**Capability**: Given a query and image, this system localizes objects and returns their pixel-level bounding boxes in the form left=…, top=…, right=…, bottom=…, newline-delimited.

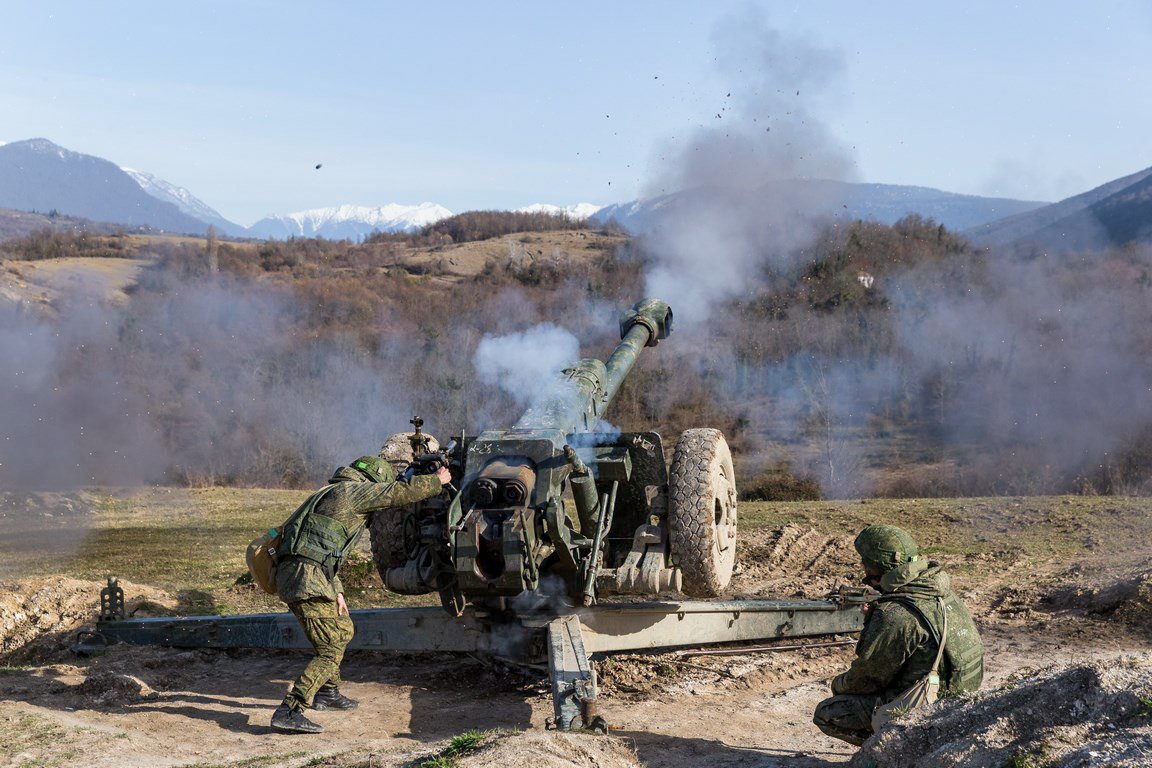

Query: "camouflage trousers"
left=283, top=599, right=355, bottom=710
left=813, top=693, right=886, bottom=746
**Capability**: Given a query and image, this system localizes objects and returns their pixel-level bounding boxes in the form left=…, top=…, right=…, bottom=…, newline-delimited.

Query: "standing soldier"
left=270, top=453, right=450, bottom=734
left=813, top=524, right=984, bottom=746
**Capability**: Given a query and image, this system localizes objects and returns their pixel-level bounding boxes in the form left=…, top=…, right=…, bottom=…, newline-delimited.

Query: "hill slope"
left=967, top=165, right=1152, bottom=251
left=121, top=168, right=243, bottom=236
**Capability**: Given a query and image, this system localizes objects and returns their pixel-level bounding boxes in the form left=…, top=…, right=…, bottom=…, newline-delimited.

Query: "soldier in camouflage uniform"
left=270, top=453, right=450, bottom=734
left=813, top=524, right=984, bottom=746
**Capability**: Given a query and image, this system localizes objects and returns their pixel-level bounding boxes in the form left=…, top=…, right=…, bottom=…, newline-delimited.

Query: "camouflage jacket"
left=831, top=560, right=984, bottom=701
left=275, top=474, right=441, bottom=606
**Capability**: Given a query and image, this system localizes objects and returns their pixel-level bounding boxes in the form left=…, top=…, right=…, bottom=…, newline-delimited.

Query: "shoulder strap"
left=881, top=595, right=948, bottom=673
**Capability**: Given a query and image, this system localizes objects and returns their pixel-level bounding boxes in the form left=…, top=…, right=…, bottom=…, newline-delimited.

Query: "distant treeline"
left=4, top=209, right=1152, bottom=498
left=0, top=227, right=139, bottom=260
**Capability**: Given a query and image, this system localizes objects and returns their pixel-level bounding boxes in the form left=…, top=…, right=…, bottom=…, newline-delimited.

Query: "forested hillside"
left=2, top=211, right=1151, bottom=497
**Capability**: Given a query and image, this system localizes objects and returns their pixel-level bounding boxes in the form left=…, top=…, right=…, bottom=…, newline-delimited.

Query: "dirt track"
left=4, top=504, right=1152, bottom=767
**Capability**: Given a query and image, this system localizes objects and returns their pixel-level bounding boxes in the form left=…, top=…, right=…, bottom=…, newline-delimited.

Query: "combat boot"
left=312, top=683, right=359, bottom=711
left=271, top=702, right=324, bottom=733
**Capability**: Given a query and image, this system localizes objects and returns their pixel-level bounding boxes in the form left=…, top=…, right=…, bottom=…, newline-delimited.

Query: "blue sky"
left=3, top=1, right=1151, bottom=226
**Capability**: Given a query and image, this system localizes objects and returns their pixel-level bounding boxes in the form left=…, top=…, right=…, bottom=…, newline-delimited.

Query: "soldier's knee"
left=812, top=694, right=874, bottom=747
left=812, top=697, right=834, bottom=728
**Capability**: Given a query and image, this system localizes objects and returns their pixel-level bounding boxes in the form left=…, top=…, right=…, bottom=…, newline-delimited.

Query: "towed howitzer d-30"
left=369, top=298, right=740, bottom=616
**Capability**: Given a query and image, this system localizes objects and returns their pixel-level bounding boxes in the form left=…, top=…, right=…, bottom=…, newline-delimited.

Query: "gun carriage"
left=371, top=298, right=739, bottom=616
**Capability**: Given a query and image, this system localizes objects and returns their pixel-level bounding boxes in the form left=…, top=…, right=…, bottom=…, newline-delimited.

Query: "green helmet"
left=340, top=455, right=395, bottom=484
left=854, top=524, right=919, bottom=573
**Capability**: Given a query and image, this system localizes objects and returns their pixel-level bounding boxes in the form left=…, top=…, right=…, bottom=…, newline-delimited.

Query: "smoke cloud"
left=642, top=6, right=855, bottom=327
left=888, top=253, right=1152, bottom=489
left=0, top=293, right=166, bottom=489
left=0, top=271, right=446, bottom=489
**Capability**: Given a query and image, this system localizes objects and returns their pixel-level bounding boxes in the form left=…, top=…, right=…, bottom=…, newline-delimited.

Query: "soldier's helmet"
left=854, top=524, right=919, bottom=573
left=379, top=432, right=440, bottom=473
left=330, top=455, right=395, bottom=484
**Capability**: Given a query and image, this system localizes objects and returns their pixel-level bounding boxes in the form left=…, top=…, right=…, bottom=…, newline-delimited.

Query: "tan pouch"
left=245, top=529, right=281, bottom=595
left=871, top=669, right=940, bottom=731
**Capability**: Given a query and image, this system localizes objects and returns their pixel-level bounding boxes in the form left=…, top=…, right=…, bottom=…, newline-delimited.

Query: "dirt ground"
left=4, top=498, right=1152, bottom=767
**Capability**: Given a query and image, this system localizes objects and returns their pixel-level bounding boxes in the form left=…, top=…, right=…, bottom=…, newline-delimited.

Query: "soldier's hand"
left=436, top=466, right=452, bottom=485
left=336, top=593, right=349, bottom=616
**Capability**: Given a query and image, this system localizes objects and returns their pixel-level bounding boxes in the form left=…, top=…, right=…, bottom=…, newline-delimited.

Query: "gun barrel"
left=514, top=299, right=672, bottom=432
left=603, top=311, right=657, bottom=405
left=600, top=296, right=674, bottom=413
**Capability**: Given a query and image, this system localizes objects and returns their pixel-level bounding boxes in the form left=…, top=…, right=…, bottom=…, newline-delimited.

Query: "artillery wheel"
left=368, top=503, right=415, bottom=580
left=668, top=428, right=737, bottom=597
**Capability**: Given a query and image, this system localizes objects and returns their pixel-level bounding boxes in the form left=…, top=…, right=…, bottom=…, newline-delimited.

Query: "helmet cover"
left=854, top=524, right=919, bottom=573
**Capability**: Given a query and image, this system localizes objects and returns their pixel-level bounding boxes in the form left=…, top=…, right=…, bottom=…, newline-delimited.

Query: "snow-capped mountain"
left=0, top=138, right=213, bottom=234
left=246, top=203, right=453, bottom=240
left=121, top=168, right=242, bottom=236
left=515, top=203, right=604, bottom=219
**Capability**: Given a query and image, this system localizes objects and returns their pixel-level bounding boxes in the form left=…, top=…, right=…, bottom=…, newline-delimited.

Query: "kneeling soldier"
left=813, top=524, right=984, bottom=746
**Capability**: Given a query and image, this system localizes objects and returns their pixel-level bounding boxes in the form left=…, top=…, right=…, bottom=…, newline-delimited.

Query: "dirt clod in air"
left=853, top=657, right=1152, bottom=768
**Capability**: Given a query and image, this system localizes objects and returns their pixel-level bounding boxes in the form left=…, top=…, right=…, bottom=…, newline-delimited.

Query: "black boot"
left=312, top=684, right=359, bottom=711
left=271, top=702, right=324, bottom=733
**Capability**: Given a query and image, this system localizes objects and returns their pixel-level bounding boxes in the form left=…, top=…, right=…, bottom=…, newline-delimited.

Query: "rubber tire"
left=368, top=503, right=414, bottom=581
left=668, top=428, right=738, bottom=597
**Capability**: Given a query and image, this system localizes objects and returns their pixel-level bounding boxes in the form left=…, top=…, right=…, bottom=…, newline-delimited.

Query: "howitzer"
left=369, top=298, right=739, bottom=616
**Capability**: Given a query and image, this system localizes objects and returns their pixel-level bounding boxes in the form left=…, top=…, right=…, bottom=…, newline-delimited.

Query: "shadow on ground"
left=617, top=729, right=849, bottom=768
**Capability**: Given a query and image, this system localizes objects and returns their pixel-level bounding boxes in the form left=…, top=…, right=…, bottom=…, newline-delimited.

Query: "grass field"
left=9, top=487, right=1152, bottom=616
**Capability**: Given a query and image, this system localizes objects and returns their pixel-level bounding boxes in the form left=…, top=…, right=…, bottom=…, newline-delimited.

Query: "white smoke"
left=472, top=324, right=581, bottom=406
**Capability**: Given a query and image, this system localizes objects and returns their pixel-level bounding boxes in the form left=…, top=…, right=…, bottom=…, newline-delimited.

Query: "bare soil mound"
left=853, top=656, right=1152, bottom=767
left=1047, top=569, right=1152, bottom=623
left=455, top=730, right=642, bottom=768
left=0, top=491, right=95, bottom=521
left=986, top=565, right=1152, bottom=635
left=731, top=524, right=861, bottom=599
left=0, top=577, right=173, bottom=662
left=75, top=671, right=159, bottom=706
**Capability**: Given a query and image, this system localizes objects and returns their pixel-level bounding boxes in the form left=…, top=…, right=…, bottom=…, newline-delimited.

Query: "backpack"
left=246, top=528, right=282, bottom=594
left=871, top=595, right=948, bottom=732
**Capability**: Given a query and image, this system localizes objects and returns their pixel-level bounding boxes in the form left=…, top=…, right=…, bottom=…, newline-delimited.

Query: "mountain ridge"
left=6, top=137, right=1151, bottom=251
left=0, top=139, right=212, bottom=235
left=246, top=202, right=455, bottom=239
left=591, top=180, right=1048, bottom=235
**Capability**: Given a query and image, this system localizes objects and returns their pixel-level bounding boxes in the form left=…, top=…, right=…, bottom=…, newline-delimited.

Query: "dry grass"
left=8, top=487, right=435, bottom=614
left=740, top=495, right=1152, bottom=577
left=13, top=488, right=1152, bottom=618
